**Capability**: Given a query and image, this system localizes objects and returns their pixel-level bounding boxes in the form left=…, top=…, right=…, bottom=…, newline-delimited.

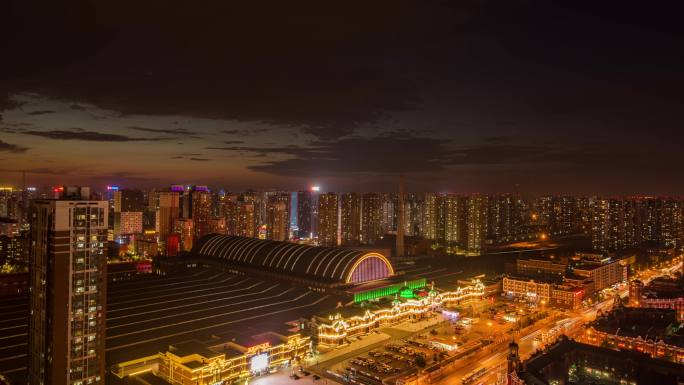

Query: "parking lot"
left=331, top=334, right=458, bottom=385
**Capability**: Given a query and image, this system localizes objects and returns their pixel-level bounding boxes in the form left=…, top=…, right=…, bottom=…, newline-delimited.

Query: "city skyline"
left=3, top=2, right=684, bottom=385
left=2, top=2, right=684, bottom=194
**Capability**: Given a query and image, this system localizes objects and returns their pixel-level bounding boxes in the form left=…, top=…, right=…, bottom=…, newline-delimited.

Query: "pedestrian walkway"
left=310, top=332, right=391, bottom=365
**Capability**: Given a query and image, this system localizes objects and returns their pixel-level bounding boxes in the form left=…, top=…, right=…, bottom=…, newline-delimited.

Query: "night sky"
left=1, top=1, right=682, bottom=195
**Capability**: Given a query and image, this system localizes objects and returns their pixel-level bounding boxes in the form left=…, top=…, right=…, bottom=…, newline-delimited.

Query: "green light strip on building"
left=353, top=278, right=427, bottom=303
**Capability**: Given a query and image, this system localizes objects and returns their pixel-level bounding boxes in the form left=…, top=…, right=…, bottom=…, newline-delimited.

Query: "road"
left=430, top=259, right=684, bottom=385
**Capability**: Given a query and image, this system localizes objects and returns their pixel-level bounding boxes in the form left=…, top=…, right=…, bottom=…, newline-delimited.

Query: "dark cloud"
left=222, top=128, right=270, bottom=136
left=208, top=132, right=452, bottom=175
left=0, top=140, right=29, bottom=153
left=23, top=129, right=172, bottom=142
left=27, top=110, right=55, bottom=115
left=170, top=155, right=184, bottom=159
left=207, top=131, right=631, bottom=178
left=128, top=126, right=200, bottom=137
left=0, top=1, right=683, bottom=193
left=189, top=157, right=210, bottom=161
left=484, top=136, right=515, bottom=144
left=70, top=104, right=87, bottom=110
left=223, top=140, right=244, bottom=144
left=88, top=171, right=159, bottom=182
left=0, top=2, right=436, bottom=140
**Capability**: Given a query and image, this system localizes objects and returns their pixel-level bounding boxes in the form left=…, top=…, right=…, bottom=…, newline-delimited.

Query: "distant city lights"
left=311, top=185, right=320, bottom=192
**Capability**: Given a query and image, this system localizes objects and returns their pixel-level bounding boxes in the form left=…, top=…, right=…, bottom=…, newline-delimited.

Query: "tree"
left=415, top=355, right=426, bottom=368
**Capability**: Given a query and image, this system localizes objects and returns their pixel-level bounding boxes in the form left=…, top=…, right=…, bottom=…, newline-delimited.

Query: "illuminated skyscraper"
left=0, top=187, right=20, bottom=220
left=422, top=193, right=440, bottom=240
left=297, top=190, right=312, bottom=238
left=174, top=218, right=195, bottom=252
left=591, top=198, right=610, bottom=252
left=340, top=193, right=361, bottom=245
left=466, top=195, right=486, bottom=256
left=266, top=196, right=289, bottom=241
left=156, top=191, right=180, bottom=252
left=191, top=189, right=213, bottom=241
left=221, top=195, right=239, bottom=235
left=317, top=192, right=339, bottom=246
left=236, top=201, right=257, bottom=238
left=443, top=194, right=463, bottom=245
left=487, top=194, right=521, bottom=243
left=113, top=189, right=145, bottom=213
left=396, top=176, right=405, bottom=257
left=28, top=188, right=107, bottom=385
left=549, top=196, right=580, bottom=236
left=379, top=193, right=395, bottom=236
left=361, top=193, right=382, bottom=245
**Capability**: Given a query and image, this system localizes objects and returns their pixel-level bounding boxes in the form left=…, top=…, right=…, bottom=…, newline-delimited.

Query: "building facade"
left=28, top=194, right=108, bottom=385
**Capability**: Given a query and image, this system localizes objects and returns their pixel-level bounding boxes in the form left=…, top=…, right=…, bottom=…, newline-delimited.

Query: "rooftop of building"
left=0, top=266, right=345, bottom=383
left=193, top=234, right=395, bottom=285
left=504, top=274, right=563, bottom=285
left=519, top=337, right=684, bottom=385
left=591, top=306, right=683, bottom=344
left=640, top=276, right=684, bottom=299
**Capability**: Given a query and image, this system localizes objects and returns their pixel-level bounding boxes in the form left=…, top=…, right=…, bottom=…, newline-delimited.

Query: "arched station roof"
left=194, top=234, right=394, bottom=284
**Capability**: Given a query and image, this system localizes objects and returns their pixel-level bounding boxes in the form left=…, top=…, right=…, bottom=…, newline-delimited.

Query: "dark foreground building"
left=28, top=192, right=108, bottom=385
left=509, top=336, right=684, bottom=385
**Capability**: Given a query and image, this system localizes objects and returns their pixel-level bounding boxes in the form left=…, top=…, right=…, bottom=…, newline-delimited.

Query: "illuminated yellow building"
left=313, top=280, right=485, bottom=346
left=112, top=332, right=310, bottom=385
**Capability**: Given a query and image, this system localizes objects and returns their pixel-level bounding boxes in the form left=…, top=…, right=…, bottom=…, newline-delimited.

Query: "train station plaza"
left=0, top=235, right=486, bottom=385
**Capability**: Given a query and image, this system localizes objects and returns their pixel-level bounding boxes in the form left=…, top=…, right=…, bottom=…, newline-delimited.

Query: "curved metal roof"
left=194, top=234, right=393, bottom=283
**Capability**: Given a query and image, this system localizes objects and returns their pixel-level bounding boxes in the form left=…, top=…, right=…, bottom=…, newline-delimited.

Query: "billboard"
left=250, top=353, right=268, bottom=373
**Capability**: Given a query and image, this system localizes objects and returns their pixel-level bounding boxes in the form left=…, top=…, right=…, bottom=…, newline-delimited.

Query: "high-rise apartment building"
left=113, top=211, right=143, bottom=237
left=549, top=196, right=580, bottom=236
left=466, top=195, right=487, bottom=256
left=380, top=193, right=396, bottom=236
left=487, top=194, right=521, bottom=243
left=266, top=197, right=289, bottom=241
left=28, top=189, right=107, bottom=385
left=236, top=201, right=256, bottom=238
left=297, top=190, right=312, bottom=238
left=0, top=187, right=20, bottom=220
left=191, top=189, right=213, bottom=241
left=443, top=194, right=462, bottom=244
left=317, top=193, right=339, bottom=246
left=156, top=191, right=180, bottom=252
left=422, top=193, right=440, bottom=241
left=113, top=189, right=145, bottom=213
left=361, top=193, right=382, bottom=245
left=340, top=193, right=361, bottom=245
left=174, top=218, right=195, bottom=252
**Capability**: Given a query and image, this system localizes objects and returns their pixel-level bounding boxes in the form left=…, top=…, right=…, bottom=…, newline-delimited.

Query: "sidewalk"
left=250, top=367, right=343, bottom=385
left=390, top=314, right=446, bottom=333
left=309, top=332, right=391, bottom=366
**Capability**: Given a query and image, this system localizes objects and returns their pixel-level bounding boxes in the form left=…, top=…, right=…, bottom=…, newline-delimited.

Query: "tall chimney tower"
left=396, top=175, right=405, bottom=258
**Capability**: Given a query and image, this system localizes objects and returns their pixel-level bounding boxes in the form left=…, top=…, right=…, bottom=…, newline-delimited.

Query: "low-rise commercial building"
left=311, top=281, right=485, bottom=346
left=584, top=307, right=684, bottom=364
left=572, top=258, right=625, bottom=292
left=112, top=332, right=310, bottom=385
left=630, top=278, right=684, bottom=321
left=502, top=276, right=585, bottom=310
